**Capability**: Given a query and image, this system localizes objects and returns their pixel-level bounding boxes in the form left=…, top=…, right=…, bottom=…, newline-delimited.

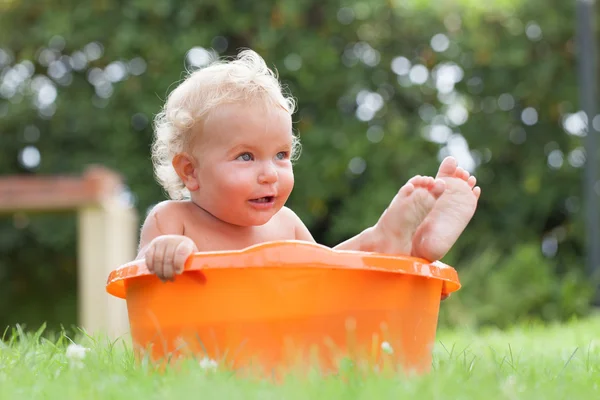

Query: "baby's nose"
left=258, top=163, right=278, bottom=183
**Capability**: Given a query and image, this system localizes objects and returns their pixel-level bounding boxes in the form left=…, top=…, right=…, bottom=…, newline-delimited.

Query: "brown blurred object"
left=0, top=165, right=125, bottom=213
left=0, top=166, right=136, bottom=338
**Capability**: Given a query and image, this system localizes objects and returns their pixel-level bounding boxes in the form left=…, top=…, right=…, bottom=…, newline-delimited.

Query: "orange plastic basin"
left=106, top=240, right=460, bottom=375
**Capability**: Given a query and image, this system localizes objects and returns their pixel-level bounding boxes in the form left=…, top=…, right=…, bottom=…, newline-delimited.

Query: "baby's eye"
left=276, top=151, right=289, bottom=160
left=237, top=153, right=253, bottom=161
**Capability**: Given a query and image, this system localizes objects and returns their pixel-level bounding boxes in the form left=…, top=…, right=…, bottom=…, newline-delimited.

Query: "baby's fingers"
left=161, top=241, right=178, bottom=281
left=173, top=240, right=195, bottom=275
left=145, top=245, right=156, bottom=273
left=152, top=242, right=168, bottom=281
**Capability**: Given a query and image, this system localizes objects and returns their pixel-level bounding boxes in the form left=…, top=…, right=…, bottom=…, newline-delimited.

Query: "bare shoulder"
left=276, top=206, right=299, bottom=221
left=148, top=199, right=189, bottom=215
left=144, top=200, right=190, bottom=226
left=275, top=206, right=304, bottom=227
left=138, top=200, right=188, bottom=253
left=277, top=206, right=315, bottom=242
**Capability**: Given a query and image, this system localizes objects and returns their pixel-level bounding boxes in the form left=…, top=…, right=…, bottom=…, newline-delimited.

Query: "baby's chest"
left=185, top=222, right=295, bottom=252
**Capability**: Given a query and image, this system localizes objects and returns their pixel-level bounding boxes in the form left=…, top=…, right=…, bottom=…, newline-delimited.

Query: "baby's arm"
left=138, top=201, right=198, bottom=281
left=332, top=226, right=386, bottom=252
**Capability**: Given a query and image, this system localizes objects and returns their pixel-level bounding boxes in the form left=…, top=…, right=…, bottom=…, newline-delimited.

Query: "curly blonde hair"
left=151, top=49, right=300, bottom=200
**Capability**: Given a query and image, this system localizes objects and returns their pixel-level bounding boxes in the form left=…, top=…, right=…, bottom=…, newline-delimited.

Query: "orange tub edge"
left=106, top=240, right=461, bottom=299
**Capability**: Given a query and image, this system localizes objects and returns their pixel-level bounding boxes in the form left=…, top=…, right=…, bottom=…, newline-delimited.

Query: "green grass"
left=1, top=317, right=599, bottom=399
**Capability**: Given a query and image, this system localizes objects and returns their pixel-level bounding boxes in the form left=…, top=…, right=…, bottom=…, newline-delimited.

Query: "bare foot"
left=411, top=157, right=481, bottom=262
left=373, top=176, right=446, bottom=255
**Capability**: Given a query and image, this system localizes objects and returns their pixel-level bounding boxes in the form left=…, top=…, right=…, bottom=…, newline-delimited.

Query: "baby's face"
left=190, top=101, right=295, bottom=227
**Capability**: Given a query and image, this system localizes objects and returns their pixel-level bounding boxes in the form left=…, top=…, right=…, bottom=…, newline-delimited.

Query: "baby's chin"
left=218, top=211, right=278, bottom=227
left=239, top=214, right=277, bottom=227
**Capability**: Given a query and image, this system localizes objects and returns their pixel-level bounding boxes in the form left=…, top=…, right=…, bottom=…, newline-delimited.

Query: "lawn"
left=1, top=316, right=599, bottom=399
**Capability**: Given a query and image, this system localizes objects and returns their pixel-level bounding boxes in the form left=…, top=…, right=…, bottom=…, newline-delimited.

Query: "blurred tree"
left=0, top=0, right=594, bottom=330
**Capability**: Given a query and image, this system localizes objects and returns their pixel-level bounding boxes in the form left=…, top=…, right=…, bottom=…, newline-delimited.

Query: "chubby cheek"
left=278, top=167, right=294, bottom=199
left=217, top=166, right=256, bottom=198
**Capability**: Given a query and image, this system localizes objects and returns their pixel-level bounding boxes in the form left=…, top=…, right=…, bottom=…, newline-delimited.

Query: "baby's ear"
left=172, top=153, right=200, bottom=191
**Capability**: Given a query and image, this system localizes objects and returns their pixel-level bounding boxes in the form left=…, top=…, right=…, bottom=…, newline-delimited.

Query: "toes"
left=398, top=182, right=415, bottom=197
left=408, top=175, right=423, bottom=186
left=455, top=167, right=470, bottom=181
left=405, top=175, right=444, bottom=198
left=467, top=175, right=477, bottom=188
left=473, top=186, right=481, bottom=199
left=436, top=156, right=458, bottom=178
left=409, top=175, right=435, bottom=189
left=430, top=179, right=446, bottom=198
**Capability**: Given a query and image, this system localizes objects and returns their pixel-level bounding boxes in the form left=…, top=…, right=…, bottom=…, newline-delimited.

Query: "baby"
left=138, top=50, right=481, bottom=288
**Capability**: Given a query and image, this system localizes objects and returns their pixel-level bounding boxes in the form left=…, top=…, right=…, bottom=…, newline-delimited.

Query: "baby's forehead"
left=197, top=101, right=292, bottom=143
left=204, top=100, right=292, bottom=126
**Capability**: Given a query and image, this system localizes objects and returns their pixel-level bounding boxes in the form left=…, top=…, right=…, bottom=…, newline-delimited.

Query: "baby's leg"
left=374, top=176, right=445, bottom=255
left=411, top=157, right=481, bottom=261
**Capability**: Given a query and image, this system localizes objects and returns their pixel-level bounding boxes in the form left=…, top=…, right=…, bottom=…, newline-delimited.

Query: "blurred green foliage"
left=0, top=0, right=596, bottom=331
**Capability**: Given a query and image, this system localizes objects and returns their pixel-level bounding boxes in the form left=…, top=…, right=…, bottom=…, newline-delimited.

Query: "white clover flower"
left=502, top=374, right=519, bottom=396
left=381, top=341, right=394, bottom=355
left=199, top=356, right=218, bottom=371
left=66, top=343, right=89, bottom=368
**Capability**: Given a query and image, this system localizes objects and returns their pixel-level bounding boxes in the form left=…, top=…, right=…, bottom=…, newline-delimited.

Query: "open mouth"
left=250, top=196, right=275, bottom=203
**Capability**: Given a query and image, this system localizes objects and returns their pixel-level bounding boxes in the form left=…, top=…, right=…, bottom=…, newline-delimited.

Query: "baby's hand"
left=144, top=235, right=198, bottom=282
